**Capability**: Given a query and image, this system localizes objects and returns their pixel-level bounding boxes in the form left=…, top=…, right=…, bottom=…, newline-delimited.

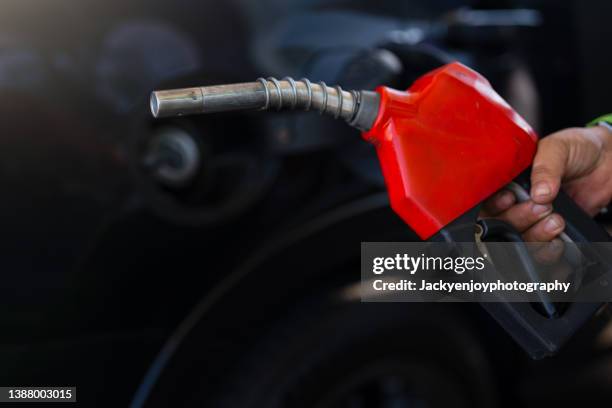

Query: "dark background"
left=0, top=0, right=610, bottom=406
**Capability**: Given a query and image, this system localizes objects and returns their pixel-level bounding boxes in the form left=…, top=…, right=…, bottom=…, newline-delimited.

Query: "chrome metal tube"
left=150, top=82, right=265, bottom=117
left=150, top=77, right=381, bottom=131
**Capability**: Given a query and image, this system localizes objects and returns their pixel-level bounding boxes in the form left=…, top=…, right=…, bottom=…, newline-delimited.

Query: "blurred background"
left=0, top=0, right=611, bottom=406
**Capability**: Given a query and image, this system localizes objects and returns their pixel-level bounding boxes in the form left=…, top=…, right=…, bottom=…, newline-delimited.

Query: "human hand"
left=481, top=125, right=612, bottom=243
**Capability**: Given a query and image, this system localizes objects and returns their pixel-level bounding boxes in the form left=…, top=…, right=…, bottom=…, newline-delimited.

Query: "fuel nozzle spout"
left=150, top=77, right=381, bottom=131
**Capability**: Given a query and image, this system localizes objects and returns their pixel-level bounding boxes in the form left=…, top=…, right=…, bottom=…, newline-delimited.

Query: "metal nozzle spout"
left=150, top=78, right=380, bottom=131
left=151, top=82, right=271, bottom=118
left=150, top=87, right=204, bottom=118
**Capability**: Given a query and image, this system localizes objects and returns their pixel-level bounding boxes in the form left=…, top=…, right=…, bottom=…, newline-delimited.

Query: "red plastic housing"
left=362, top=62, right=538, bottom=239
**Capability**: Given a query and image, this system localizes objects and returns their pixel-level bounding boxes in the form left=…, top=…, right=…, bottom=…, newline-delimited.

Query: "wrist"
left=587, top=113, right=612, bottom=147
left=577, top=126, right=612, bottom=194
left=591, top=124, right=612, bottom=154
left=591, top=127, right=612, bottom=209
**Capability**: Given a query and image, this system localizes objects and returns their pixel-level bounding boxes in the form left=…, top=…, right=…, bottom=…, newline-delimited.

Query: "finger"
left=565, top=176, right=612, bottom=216
left=532, top=239, right=565, bottom=265
left=530, top=136, right=569, bottom=204
left=495, top=200, right=552, bottom=232
left=571, top=192, right=609, bottom=217
left=522, top=213, right=565, bottom=242
left=481, top=190, right=516, bottom=216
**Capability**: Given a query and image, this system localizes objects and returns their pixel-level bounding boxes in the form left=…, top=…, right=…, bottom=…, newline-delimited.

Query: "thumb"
left=530, top=136, right=569, bottom=204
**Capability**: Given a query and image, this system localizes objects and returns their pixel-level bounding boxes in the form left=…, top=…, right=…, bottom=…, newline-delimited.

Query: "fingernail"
left=532, top=182, right=551, bottom=200
left=544, top=215, right=563, bottom=233
left=543, top=238, right=563, bottom=254
left=549, top=238, right=564, bottom=250
left=534, top=239, right=564, bottom=264
left=497, top=192, right=515, bottom=208
left=532, top=203, right=551, bottom=216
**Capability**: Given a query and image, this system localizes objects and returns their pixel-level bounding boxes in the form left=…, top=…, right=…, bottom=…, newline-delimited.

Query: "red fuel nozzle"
left=151, top=62, right=538, bottom=239
left=363, top=62, right=537, bottom=239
